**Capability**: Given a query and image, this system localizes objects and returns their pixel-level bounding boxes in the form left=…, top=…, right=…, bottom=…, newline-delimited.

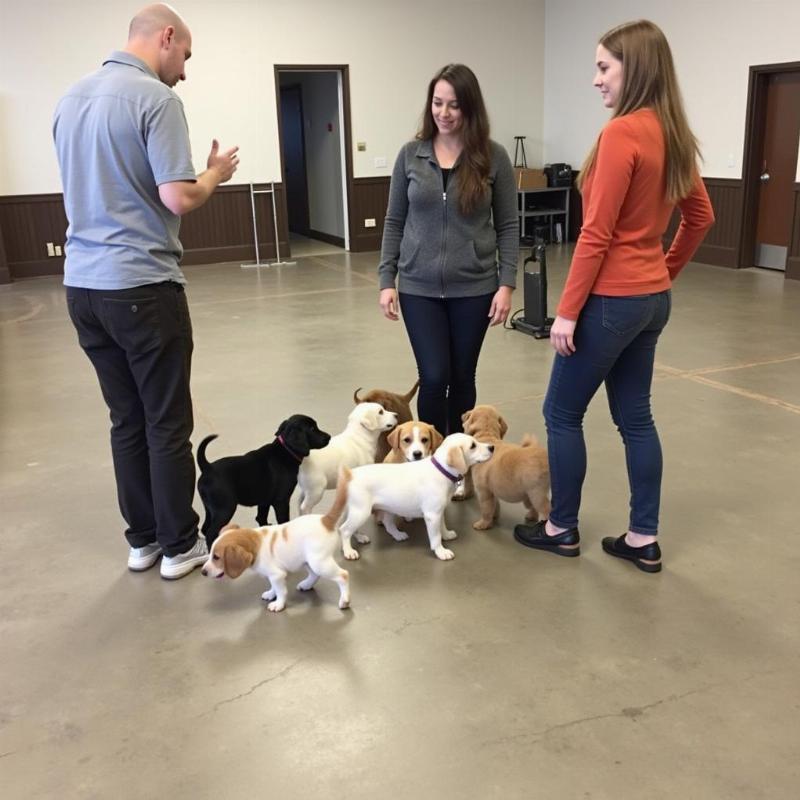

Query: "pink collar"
left=277, top=434, right=303, bottom=463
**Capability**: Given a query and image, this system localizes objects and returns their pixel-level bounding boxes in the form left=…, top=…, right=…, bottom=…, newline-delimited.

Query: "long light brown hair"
left=577, top=20, right=701, bottom=202
left=418, top=64, right=491, bottom=215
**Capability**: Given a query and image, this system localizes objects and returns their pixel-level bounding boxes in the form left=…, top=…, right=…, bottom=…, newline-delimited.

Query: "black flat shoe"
left=602, top=534, right=662, bottom=573
left=513, top=520, right=580, bottom=557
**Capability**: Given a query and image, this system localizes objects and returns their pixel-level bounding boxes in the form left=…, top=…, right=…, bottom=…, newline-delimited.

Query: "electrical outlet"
left=364, top=218, right=376, bottom=228
left=46, top=242, right=55, bottom=257
left=54, top=245, right=63, bottom=256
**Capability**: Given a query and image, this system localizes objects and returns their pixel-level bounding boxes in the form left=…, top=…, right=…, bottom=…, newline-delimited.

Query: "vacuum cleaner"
left=511, top=242, right=554, bottom=339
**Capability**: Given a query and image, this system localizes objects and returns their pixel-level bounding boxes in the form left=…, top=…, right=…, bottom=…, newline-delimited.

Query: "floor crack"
left=202, top=659, right=304, bottom=716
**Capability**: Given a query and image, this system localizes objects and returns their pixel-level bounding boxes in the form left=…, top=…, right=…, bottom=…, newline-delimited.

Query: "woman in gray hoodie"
left=378, top=63, right=519, bottom=441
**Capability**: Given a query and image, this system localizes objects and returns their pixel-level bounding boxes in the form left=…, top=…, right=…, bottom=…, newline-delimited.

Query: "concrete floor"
left=1, top=246, right=799, bottom=799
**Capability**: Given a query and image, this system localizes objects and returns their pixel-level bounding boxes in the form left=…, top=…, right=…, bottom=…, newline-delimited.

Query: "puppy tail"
left=520, top=433, right=540, bottom=448
left=197, top=434, right=218, bottom=472
left=322, top=467, right=352, bottom=532
left=353, top=387, right=364, bottom=404
left=403, top=379, right=420, bottom=402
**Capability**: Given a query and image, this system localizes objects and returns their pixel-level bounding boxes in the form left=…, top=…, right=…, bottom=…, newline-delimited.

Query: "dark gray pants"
left=66, top=282, right=199, bottom=556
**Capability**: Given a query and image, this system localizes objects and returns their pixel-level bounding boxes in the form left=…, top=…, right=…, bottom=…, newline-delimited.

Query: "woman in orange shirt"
left=514, top=20, right=714, bottom=572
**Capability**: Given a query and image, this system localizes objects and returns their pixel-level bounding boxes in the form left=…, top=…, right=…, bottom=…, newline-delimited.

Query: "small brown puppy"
left=461, top=405, right=551, bottom=530
left=353, top=379, right=419, bottom=462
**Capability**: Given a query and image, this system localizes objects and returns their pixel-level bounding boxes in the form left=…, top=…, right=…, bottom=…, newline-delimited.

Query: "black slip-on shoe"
left=602, top=534, right=662, bottom=573
left=513, top=520, right=580, bottom=557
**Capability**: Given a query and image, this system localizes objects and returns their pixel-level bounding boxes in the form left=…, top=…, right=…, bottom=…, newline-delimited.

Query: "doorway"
left=275, top=66, right=353, bottom=254
left=740, top=62, right=800, bottom=275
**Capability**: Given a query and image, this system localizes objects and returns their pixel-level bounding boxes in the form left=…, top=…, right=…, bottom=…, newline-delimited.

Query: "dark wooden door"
left=755, top=72, right=800, bottom=269
left=280, top=84, right=309, bottom=235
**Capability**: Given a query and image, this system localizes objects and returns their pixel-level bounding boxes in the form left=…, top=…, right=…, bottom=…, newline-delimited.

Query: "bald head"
left=123, top=3, right=192, bottom=87
left=128, top=3, right=189, bottom=42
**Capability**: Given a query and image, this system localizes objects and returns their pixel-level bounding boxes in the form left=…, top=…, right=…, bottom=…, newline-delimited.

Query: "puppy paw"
left=343, top=547, right=361, bottom=561
left=388, top=530, right=409, bottom=542
left=442, top=528, right=458, bottom=541
left=472, top=519, right=492, bottom=530
left=525, top=511, right=539, bottom=522
left=338, top=595, right=351, bottom=610
left=296, top=580, right=316, bottom=592
left=434, top=546, right=455, bottom=561
left=261, top=589, right=277, bottom=601
left=355, top=533, right=371, bottom=544
left=267, top=600, right=286, bottom=612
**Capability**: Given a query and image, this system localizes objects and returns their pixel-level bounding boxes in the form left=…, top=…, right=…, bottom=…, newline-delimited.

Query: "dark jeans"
left=543, top=291, right=671, bottom=535
left=399, top=292, right=493, bottom=435
left=66, top=282, right=199, bottom=557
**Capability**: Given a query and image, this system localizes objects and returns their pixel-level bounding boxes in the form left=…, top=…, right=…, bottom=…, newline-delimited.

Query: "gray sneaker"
left=160, top=537, right=209, bottom=580
left=128, top=543, right=163, bottom=572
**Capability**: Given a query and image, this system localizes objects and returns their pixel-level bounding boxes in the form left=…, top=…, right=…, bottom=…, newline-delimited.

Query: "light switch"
left=374, top=156, right=387, bottom=168
left=357, top=142, right=366, bottom=151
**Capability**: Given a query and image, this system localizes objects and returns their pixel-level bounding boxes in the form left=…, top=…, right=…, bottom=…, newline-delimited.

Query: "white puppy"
left=339, top=433, right=494, bottom=561
left=201, top=473, right=352, bottom=612
left=297, top=402, right=398, bottom=514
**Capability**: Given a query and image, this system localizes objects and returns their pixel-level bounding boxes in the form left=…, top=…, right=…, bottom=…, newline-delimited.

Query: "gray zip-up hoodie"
left=378, top=139, right=519, bottom=297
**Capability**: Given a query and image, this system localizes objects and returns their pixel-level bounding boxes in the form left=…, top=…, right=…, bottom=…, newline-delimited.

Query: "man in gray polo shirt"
left=53, top=3, right=239, bottom=579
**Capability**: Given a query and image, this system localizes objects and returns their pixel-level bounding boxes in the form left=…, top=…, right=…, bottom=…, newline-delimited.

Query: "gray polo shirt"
left=53, top=51, right=197, bottom=289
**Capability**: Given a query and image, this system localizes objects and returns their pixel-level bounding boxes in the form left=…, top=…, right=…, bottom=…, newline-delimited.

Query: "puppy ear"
left=461, top=409, right=473, bottom=424
left=446, top=442, right=468, bottom=475
left=430, top=426, right=444, bottom=452
left=223, top=543, right=254, bottom=579
left=274, top=419, right=287, bottom=437
left=387, top=426, right=400, bottom=450
left=499, top=416, right=508, bottom=438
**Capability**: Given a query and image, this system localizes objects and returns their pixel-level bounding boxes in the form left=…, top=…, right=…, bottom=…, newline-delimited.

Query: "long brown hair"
left=418, top=64, right=491, bottom=215
left=577, top=20, right=701, bottom=202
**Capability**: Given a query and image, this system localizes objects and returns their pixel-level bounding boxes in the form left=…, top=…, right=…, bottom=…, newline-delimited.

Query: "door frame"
left=739, top=60, right=800, bottom=270
left=274, top=64, right=354, bottom=251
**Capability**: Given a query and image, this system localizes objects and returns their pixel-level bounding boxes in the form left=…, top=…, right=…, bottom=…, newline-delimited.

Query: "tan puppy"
left=461, top=405, right=551, bottom=531
left=201, top=476, right=351, bottom=612
left=353, top=380, right=419, bottom=462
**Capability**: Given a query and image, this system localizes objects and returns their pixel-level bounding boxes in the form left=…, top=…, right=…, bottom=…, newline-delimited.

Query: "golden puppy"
left=353, top=380, right=419, bottom=462
left=461, top=405, right=550, bottom=530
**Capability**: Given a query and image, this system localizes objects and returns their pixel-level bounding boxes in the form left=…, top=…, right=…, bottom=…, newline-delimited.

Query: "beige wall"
left=0, top=0, right=546, bottom=195
left=542, top=0, right=800, bottom=178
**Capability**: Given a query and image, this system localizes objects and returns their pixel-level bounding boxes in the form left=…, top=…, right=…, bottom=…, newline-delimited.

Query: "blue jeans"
left=544, top=291, right=671, bottom=535
left=399, top=292, right=493, bottom=435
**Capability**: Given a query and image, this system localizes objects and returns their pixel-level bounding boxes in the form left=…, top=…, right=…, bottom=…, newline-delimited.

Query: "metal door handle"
left=760, top=172, right=770, bottom=182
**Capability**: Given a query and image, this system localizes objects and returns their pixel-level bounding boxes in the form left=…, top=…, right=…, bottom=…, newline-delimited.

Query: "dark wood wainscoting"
left=690, top=178, right=743, bottom=269
left=0, top=183, right=290, bottom=281
left=350, top=176, right=390, bottom=252
left=661, top=178, right=742, bottom=269
left=787, top=185, right=800, bottom=280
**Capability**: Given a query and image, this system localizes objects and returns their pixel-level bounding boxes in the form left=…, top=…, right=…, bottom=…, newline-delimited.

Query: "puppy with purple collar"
left=338, top=433, right=494, bottom=561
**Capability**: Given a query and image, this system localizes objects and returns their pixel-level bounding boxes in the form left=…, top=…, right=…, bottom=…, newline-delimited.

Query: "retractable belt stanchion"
left=241, top=182, right=296, bottom=268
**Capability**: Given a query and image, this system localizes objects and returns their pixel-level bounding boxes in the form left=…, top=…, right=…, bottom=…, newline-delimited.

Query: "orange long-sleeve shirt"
left=558, top=108, right=715, bottom=320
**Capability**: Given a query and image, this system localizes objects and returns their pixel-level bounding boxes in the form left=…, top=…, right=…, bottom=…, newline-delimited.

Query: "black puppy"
left=197, top=414, right=330, bottom=545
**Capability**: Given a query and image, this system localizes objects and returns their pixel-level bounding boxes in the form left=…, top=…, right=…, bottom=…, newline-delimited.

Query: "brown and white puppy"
left=353, top=380, right=419, bottom=462
left=461, top=405, right=550, bottom=530
left=383, top=420, right=442, bottom=464
left=201, top=476, right=352, bottom=612
left=338, top=433, right=494, bottom=561
left=376, top=420, right=443, bottom=531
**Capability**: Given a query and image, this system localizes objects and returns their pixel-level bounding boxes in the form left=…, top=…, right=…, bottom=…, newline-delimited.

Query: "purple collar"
left=277, top=434, right=303, bottom=463
left=431, top=455, right=461, bottom=483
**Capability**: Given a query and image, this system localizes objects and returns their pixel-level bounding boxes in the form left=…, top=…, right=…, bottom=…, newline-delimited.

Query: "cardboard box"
left=514, top=168, right=548, bottom=190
